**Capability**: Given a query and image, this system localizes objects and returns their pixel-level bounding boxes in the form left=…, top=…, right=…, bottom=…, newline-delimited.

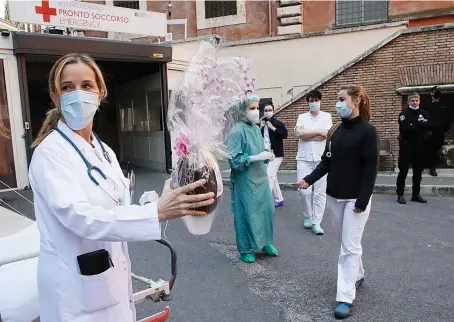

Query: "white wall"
left=169, top=25, right=406, bottom=107
left=0, top=36, right=13, bottom=52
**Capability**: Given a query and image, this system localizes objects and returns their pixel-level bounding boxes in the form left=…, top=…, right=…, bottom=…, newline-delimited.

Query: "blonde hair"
left=31, top=53, right=108, bottom=147
left=340, top=85, right=371, bottom=122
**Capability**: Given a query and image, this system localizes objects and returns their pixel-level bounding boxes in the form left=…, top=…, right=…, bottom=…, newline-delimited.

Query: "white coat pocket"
left=80, top=266, right=121, bottom=312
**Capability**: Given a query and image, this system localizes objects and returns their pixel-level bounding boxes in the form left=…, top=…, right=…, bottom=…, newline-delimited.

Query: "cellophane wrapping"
left=167, top=39, right=258, bottom=234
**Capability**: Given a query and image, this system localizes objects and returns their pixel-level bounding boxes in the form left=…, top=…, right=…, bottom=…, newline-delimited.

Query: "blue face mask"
left=335, top=101, right=352, bottom=119
left=60, top=90, right=99, bottom=130
left=309, top=102, right=320, bottom=112
left=408, top=105, right=419, bottom=110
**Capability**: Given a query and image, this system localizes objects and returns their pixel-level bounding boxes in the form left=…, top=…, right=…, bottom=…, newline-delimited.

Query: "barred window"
left=336, top=1, right=388, bottom=26
left=205, top=1, right=237, bottom=19
left=113, top=1, right=140, bottom=10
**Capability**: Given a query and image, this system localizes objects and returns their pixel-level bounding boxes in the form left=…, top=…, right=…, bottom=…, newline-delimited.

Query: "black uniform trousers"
left=396, top=141, right=424, bottom=196
left=429, top=130, right=444, bottom=169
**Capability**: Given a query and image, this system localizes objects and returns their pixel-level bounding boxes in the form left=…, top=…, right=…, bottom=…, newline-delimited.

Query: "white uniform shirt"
left=263, top=125, right=271, bottom=150
left=295, top=111, right=333, bottom=162
left=28, top=121, right=161, bottom=322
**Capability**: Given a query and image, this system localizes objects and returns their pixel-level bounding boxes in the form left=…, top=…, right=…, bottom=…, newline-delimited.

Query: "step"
left=221, top=170, right=454, bottom=197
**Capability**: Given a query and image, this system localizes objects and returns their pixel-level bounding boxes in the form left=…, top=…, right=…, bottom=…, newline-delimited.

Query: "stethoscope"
left=55, top=127, right=125, bottom=205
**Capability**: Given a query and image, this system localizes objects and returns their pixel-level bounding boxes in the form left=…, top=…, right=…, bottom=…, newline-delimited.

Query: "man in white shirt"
left=294, top=90, right=333, bottom=235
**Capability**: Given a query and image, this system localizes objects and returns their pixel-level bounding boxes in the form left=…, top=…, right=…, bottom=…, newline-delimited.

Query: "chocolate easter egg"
left=171, top=150, right=222, bottom=214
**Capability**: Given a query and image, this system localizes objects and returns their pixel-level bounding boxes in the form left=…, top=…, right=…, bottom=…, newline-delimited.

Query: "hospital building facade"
left=1, top=1, right=454, bottom=192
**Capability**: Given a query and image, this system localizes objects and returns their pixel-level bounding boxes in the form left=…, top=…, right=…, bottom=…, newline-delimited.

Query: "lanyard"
left=54, top=127, right=125, bottom=205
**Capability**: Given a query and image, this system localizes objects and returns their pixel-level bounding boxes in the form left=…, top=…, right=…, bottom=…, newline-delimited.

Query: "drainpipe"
left=268, top=0, right=273, bottom=36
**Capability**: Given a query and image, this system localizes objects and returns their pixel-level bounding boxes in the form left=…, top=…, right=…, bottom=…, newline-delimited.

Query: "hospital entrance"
left=16, top=33, right=172, bottom=177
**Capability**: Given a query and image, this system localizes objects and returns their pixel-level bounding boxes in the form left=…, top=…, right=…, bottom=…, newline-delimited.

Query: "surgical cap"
left=238, top=94, right=260, bottom=113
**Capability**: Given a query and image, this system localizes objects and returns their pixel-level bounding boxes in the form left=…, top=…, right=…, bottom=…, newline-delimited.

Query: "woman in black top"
left=260, top=103, right=288, bottom=207
left=298, top=85, right=379, bottom=320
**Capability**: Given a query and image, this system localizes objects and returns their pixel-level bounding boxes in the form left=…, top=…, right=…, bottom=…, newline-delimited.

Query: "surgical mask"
left=335, top=101, right=352, bottom=119
left=408, top=105, right=419, bottom=110
left=264, top=111, right=274, bottom=119
left=61, top=90, right=99, bottom=130
left=309, top=102, right=320, bottom=112
left=246, top=109, right=260, bottom=124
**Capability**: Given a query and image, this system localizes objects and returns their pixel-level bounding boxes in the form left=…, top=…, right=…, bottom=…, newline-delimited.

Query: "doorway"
left=24, top=56, right=167, bottom=171
left=402, top=93, right=454, bottom=168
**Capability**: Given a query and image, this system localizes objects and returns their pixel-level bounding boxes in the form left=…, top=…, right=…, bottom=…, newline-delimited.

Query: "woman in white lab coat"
left=28, top=53, right=215, bottom=322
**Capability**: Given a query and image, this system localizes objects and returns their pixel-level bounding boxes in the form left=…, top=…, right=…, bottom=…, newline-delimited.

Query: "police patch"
left=399, top=115, right=405, bottom=121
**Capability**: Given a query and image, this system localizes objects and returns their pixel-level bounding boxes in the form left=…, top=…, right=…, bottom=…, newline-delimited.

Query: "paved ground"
left=2, top=170, right=454, bottom=322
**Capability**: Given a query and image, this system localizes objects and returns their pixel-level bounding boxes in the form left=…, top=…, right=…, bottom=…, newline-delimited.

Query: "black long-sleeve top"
left=260, top=117, right=288, bottom=157
left=304, top=116, right=379, bottom=211
left=398, top=107, right=433, bottom=150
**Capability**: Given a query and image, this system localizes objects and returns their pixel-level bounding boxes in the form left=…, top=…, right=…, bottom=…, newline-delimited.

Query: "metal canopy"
left=396, top=84, right=454, bottom=95
left=11, top=32, right=172, bottom=63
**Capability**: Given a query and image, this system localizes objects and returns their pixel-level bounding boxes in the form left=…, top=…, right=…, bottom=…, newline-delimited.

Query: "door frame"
left=0, top=53, right=28, bottom=190
left=160, top=63, right=172, bottom=173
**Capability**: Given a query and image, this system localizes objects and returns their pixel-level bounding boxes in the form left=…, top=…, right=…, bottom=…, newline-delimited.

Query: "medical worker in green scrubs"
left=226, top=94, right=278, bottom=264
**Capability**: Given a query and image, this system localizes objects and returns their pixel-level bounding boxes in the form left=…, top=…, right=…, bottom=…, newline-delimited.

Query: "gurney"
left=0, top=177, right=176, bottom=322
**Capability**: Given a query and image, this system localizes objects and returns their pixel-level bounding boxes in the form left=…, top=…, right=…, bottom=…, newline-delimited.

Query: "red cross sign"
left=35, top=0, right=57, bottom=23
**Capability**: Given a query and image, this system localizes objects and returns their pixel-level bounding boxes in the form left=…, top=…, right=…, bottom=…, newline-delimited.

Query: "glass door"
left=0, top=59, right=17, bottom=189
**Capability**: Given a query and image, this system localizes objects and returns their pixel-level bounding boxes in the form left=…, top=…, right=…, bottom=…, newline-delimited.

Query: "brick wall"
left=276, top=28, right=454, bottom=170
left=145, top=1, right=273, bottom=42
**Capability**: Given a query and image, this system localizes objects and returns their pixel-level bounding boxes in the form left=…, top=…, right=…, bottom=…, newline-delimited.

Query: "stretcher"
left=0, top=170, right=176, bottom=322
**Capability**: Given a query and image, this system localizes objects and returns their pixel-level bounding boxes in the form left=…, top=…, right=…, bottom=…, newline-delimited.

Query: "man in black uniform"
left=396, top=92, right=432, bottom=204
left=422, top=86, right=451, bottom=176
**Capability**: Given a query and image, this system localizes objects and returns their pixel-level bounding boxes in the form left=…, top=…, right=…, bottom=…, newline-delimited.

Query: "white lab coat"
left=28, top=121, right=161, bottom=322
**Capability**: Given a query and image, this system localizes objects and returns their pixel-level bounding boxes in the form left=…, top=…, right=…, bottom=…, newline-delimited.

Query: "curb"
left=222, top=179, right=454, bottom=198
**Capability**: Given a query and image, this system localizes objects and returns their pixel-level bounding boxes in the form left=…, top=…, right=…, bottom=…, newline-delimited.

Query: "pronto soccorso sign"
left=9, top=0, right=167, bottom=37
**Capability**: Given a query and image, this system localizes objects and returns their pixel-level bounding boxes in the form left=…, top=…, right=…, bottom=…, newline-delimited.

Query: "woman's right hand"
left=157, top=179, right=215, bottom=222
left=297, top=180, right=309, bottom=189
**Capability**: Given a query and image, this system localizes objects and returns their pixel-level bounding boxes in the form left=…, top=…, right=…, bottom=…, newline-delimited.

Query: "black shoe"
left=430, top=168, right=438, bottom=177
left=397, top=196, right=406, bottom=204
left=411, top=195, right=427, bottom=203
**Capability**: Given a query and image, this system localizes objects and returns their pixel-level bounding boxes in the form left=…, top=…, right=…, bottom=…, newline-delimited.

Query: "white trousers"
left=297, top=160, right=327, bottom=225
left=326, top=195, right=371, bottom=303
left=267, top=157, right=284, bottom=202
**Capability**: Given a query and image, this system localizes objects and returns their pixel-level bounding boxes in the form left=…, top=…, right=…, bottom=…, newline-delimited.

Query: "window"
left=197, top=0, right=246, bottom=30
left=205, top=1, right=238, bottom=19
left=336, top=1, right=388, bottom=27
left=113, top=1, right=140, bottom=10
left=146, top=91, right=163, bottom=132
